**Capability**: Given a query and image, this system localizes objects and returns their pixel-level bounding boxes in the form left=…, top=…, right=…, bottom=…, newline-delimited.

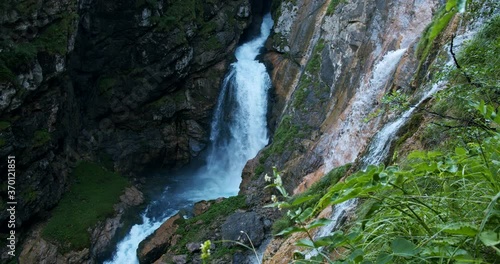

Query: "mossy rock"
left=33, top=130, right=51, bottom=147
left=0, top=121, right=11, bottom=131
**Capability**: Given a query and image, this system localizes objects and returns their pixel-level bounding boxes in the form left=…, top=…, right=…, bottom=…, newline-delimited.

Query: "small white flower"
left=271, top=195, right=277, bottom=203
left=264, top=174, right=271, bottom=182
left=274, top=176, right=282, bottom=186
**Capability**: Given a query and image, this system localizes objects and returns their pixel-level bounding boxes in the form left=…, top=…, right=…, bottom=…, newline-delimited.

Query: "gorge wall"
left=242, top=0, right=439, bottom=204
left=134, top=0, right=498, bottom=263
left=0, top=0, right=254, bottom=262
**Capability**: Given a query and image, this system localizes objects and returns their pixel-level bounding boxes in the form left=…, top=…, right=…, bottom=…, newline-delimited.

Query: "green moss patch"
left=34, top=13, right=78, bottom=55
left=415, top=5, right=456, bottom=71
left=326, top=0, right=343, bottom=16
left=263, top=115, right=300, bottom=156
left=172, top=196, right=247, bottom=255
left=33, top=130, right=51, bottom=147
left=0, top=121, right=11, bottom=131
left=42, top=162, right=129, bottom=252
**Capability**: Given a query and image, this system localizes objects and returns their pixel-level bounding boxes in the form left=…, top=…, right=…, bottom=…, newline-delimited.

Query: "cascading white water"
left=322, top=48, right=407, bottom=172
left=306, top=79, right=447, bottom=260
left=361, top=81, right=444, bottom=166
left=304, top=49, right=408, bottom=260
left=104, top=14, right=273, bottom=264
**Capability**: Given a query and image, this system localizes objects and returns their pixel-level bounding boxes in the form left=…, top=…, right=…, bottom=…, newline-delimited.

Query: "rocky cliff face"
left=0, top=0, right=80, bottom=235
left=242, top=0, right=438, bottom=204
left=0, top=0, right=251, bottom=262
left=72, top=0, right=252, bottom=174
left=239, top=0, right=445, bottom=261
left=139, top=0, right=457, bottom=262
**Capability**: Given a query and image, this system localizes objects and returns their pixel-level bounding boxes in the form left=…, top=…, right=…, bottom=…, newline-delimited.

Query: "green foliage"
left=263, top=115, right=300, bottom=156
left=33, top=130, right=51, bottom=147
left=326, top=0, right=343, bottom=16
left=0, top=121, right=11, bottom=130
left=457, top=15, right=500, bottom=90
left=266, top=14, right=500, bottom=262
left=172, top=196, right=247, bottom=254
left=293, top=83, right=309, bottom=108
left=421, top=15, right=500, bottom=151
left=305, top=40, right=325, bottom=74
left=42, top=162, right=128, bottom=252
left=381, top=90, right=410, bottom=111
left=98, top=77, right=118, bottom=96
left=270, top=165, right=350, bottom=235
left=416, top=1, right=461, bottom=64
left=151, top=0, right=203, bottom=32
left=205, top=35, right=222, bottom=50
left=34, top=13, right=77, bottom=55
left=294, top=39, right=326, bottom=108
left=0, top=138, right=6, bottom=147
left=254, top=164, right=265, bottom=176
left=0, top=42, right=37, bottom=82
left=14, top=0, right=41, bottom=17
left=0, top=11, right=77, bottom=84
left=268, top=117, right=499, bottom=262
left=362, top=109, right=383, bottom=123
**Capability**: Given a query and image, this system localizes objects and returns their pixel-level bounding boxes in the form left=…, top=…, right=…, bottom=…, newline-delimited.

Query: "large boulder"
left=137, top=214, right=182, bottom=264
left=221, top=211, right=265, bottom=247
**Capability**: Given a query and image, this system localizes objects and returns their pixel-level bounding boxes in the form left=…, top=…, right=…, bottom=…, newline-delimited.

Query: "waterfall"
left=104, top=14, right=273, bottom=264
left=361, top=81, right=444, bottom=166
left=306, top=79, right=446, bottom=260
left=308, top=30, right=476, bottom=257
left=302, top=49, right=407, bottom=260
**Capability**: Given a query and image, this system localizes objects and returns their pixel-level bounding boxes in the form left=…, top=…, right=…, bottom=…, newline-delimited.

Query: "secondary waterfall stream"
left=308, top=22, right=483, bottom=258
left=105, top=14, right=273, bottom=264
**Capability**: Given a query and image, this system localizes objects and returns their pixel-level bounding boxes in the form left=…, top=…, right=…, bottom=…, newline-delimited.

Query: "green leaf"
left=348, top=249, right=364, bottom=263
left=306, top=218, right=333, bottom=229
left=331, top=187, right=363, bottom=204
left=292, top=250, right=306, bottom=260
left=438, top=223, right=478, bottom=236
left=408, top=150, right=426, bottom=160
left=291, top=195, right=316, bottom=206
left=479, top=230, right=500, bottom=246
left=315, top=231, right=349, bottom=247
left=297, top=207, right=314, bottom=223
left=391, top=237, right=420, bottom=257
left=376, top=253, right=392, bottom=264
left=494, top=114, right=500, bottom=125
left=296, top=238, right=315, bottom=248
left=275, top=226, right=307, bottom=237
left=427, top=151, right=442, bottom=159
left=455, top=147, right=467, bottom=156
left=446, top=0, right=457, bottom=11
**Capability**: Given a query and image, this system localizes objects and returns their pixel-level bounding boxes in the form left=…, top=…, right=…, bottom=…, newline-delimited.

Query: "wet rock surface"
left=0, top=0, right=251, bottom=263
left=137, top=214, right=181, bottom=264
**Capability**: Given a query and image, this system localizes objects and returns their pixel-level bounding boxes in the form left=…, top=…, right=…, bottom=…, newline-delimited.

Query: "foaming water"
left=323, top=48, right=407, bottom=172
left=104, top=14, right=273, bottom=264
left=307, top=79, right=446, bottom=260
left=302, top=47, right=407, bottom=261
left=309, top=37, right=470, bottom=258
left=361, top=81, right=444, bottom=166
